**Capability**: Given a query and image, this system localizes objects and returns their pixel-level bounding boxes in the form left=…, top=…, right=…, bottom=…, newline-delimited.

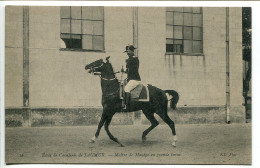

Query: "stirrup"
left=121, top=106, right=127, bottom=112
left=122, top=105, right=127, bottom=110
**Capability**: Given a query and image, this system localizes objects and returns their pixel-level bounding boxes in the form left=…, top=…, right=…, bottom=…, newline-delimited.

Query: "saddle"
left=120, top=80, right=149, bottom=102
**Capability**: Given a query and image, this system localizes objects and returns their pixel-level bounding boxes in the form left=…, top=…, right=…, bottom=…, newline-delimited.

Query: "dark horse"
left=85, top=57, right=179, bottom=147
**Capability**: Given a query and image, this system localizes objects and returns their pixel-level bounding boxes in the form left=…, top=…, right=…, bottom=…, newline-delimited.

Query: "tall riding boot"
left=125, top=92, right=131, bottom=111
left=122, top=93, right=127, bottom=109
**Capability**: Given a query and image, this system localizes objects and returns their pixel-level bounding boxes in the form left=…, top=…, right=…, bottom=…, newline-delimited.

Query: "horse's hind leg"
left=104, top=117, right=125, bottom=147
left=142, top=109, right=159, bottom=142
left=157, top=111, right=177, bottom=146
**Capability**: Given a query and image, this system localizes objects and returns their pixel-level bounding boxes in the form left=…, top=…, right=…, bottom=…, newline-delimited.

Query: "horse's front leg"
left=89, top=113, right=106, bottom=143
left=104, top=116, right=124, bottom=147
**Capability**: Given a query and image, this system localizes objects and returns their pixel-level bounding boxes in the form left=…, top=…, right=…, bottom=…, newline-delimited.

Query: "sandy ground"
left=5, top=123, right=251, bottom=165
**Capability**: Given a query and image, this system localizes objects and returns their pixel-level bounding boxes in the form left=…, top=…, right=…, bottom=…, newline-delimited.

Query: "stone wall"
left=5, top=106, right=245, bottom=127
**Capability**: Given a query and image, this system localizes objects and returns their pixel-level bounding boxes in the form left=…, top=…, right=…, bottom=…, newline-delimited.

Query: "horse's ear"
left=106, top=56, right=110, bottom=62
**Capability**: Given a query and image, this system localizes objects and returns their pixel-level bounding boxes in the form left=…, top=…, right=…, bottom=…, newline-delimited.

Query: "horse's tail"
left=164, top=90, right=179, bottom=110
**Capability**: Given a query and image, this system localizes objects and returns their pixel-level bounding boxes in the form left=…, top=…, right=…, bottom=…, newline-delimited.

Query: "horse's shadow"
left=89, top=138, right=161, bottom=148
left=125, top=140, right=160, bottom=147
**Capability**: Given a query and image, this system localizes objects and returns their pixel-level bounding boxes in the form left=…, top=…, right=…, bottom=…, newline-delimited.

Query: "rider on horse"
left=122, top=45, right=141, bottom=111
left=85, top=53, right=178, bottom=147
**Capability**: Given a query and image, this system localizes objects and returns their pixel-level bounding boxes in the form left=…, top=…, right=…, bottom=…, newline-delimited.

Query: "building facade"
left=5, top=6, right=245, bottom=127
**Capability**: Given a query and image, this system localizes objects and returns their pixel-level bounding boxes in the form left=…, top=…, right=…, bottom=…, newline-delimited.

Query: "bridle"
left=94, top=63, right=104, bottom=69
left=89, top=64, right=119, bottom=81
left=99, top=75, right=117, bottom=81
left=89, top=63, right=104, bottom=73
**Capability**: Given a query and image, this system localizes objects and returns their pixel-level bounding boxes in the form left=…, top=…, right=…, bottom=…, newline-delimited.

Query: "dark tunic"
left=126, top=56, right=141, bottom=81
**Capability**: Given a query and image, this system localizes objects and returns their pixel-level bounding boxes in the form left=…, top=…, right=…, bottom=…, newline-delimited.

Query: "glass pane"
left=71, top=34, right=81, bottom=39
left=193, top=14, right=202, bottom=27
left=184, top=7, right=192, bottom=13
left=184, top=40, right=192, bottom=53
left=175, top=45, right=182, bottom=53
left=93, top=21, right=103, bottom=35
left=60, top=34, right=70, bottom=39
left=60, top=6, right=70, bottom=18
left=184, top=13, right=192, bottom=26
left=193, top=27, right=202, bottom=40
left=166, top=7, right=183, bottom=12
left=71, top=19, right=81, bottom=34
left=193, top=7, right=201, bottom=13
left=166, top=25, right=173, bottom=38
left=61, top=38, right=71, bottom=48
left=82, top=20, right=93, bottom=34
left=93, top=36, right=104, bottom=50
left=71, top=39, right=82, bottom=49
left=82, top=6, right=93, bottom=20
left=71, top=6, right=81, bottom=19
left=193, top=41, right=202, bottom=53
left=92, top=7, right=104, bottom=20
left=166, top=12, right=173, bottom=25
left=61, top=19, right=70, bottom=33
left=166, top=39, right=174, bottom=52
left=166, top=44, right=173, bottom=52
left=61, top=38, right=81, bottom=49
left=184, top=27, right=192, bottom=40
left=174, top=12, right=183, bottom=25
left=173, top=26, right=183, bottom=39
left=82, top=35, right=93, bottom=50
left=173, top=40, right=182, bottom=45
left=61, top=33, right=70, bottom=39
left=166, top=39, right=174, bottom=44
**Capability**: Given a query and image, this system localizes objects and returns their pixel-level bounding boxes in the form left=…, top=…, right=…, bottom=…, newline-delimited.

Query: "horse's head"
left=85, top=58, right=104, bottom=73
left=85, top=56, right=115, bottom=78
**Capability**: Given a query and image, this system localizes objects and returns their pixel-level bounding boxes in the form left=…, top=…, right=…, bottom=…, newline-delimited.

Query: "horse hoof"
left=120, top=144, right=125, bottom=147
left=172, top=141, right=176, bottom=147
left=89, top=136, right=96, bottom=143
left=89, top=139, right=95, bottom=143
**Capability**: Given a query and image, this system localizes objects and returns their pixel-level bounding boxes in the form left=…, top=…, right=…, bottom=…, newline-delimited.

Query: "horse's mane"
left=104, top=62, right=115, bottom=74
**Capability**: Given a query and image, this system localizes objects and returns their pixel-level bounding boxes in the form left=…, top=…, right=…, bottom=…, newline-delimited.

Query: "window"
left=166, top=7, right=203, bottom=54
left=60, top=6, right=104, bottom=51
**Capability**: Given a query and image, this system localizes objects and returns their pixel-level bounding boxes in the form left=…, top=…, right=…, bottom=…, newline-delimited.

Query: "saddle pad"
left=131, top=84, right=143, bottom=98
left=131, top=84, right=149, bottom=102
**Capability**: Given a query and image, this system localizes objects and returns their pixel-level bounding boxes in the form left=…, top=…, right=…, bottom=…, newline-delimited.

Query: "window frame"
left=60, top=6, right=105, bottom=52
left=166, top=7, right=204, bottom=56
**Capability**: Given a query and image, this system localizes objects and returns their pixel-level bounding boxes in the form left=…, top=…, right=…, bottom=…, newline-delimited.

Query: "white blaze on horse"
left=85, top=56, right=179, bottom=147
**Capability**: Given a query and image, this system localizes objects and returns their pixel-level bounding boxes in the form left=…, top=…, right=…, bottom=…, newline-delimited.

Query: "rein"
left=99, top=75, right=117, bottom=81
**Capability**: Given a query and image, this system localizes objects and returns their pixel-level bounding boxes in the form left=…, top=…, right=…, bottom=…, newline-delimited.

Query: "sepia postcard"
left=3, top=3, right=252, bottom=166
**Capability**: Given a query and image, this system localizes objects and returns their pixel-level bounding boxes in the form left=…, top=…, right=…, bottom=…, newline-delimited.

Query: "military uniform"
left=125, top=56, right=141, bottom=92
left=122, top=45, right=141, bottom=111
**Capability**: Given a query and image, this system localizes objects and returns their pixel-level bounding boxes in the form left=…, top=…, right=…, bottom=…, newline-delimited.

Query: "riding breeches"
left=124, top=80, right=141, bottom=93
